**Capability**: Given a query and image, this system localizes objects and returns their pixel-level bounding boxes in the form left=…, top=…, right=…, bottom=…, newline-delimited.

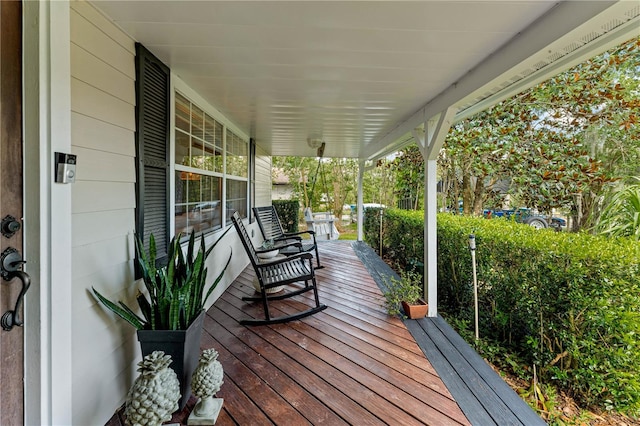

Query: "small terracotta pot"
left=401, top=299, right=428, bottom=319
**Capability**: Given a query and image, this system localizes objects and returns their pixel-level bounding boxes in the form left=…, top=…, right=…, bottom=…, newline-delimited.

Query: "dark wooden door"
left=0, top=1, right=25, bottom=424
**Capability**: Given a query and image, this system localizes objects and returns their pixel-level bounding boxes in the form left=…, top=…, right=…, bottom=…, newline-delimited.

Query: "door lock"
left=1, top=215, right=21, bottom=238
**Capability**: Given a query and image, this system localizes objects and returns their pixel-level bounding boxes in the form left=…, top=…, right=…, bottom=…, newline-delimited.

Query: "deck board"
left=352, top=241, right=545, bottom=426
left=205, top=241, right=469, bottom=425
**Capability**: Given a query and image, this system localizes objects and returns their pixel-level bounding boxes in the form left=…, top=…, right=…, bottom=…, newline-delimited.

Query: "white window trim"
left=170, top=75, right=250, bottom=241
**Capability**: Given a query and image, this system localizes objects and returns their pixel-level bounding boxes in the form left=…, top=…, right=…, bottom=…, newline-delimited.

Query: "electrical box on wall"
left=54, top=152, right=77, bottom=184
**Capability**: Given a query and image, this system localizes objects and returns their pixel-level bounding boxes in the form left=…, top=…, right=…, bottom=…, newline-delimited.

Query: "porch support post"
left=414, top=108, right=456, bottom=317
left=356, top=160, right=365, bottom=241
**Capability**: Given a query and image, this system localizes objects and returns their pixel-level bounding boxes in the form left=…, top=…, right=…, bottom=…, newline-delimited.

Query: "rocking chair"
left=231, top=212, right=327, bottom=325
left=253, top=205, right=323, bottom=268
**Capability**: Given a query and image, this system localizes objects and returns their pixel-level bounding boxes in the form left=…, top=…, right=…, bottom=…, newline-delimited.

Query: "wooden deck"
left=108, top=240, right=543, bottom=425
left=352, top=241, right=545, bottom=426
left=203, top=241, right=469, bottom=425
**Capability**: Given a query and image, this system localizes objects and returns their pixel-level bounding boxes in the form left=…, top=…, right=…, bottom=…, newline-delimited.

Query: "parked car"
left=484, top=208, right=566, bottom=230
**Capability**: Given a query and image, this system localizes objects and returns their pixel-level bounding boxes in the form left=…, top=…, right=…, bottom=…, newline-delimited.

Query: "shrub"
left=363, top=207, right=385, bottom=252
left=273, top=199, right=299, bottom=233
left=364, top=209, right=640, bottom=415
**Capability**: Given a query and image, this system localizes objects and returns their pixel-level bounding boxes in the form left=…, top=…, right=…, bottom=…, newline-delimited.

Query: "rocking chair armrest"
left=284, top=230, right=316, bottom=237
left=284, top=230, right=318, bottom=245
left=274, top=235, right=302, bottom=242
left=255, top=246, right=275, bottom=254
left=255, top=240, right=302, bottom=254
left=255, top=252, right=312, bottom=268
left=275, top=240, right=303, bottom=250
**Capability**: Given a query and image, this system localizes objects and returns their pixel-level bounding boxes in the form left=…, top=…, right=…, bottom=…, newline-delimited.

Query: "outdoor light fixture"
left=469, top=234, right=479, bottom=341
left=307, top=138, right=323, bottom=149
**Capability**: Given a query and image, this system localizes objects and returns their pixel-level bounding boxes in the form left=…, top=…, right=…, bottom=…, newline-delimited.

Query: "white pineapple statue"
left=191, top=348, right=224, bottom=417
left=124, top=351, right=180, bottom=426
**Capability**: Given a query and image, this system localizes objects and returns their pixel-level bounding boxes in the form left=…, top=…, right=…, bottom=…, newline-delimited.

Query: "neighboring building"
left=272, top=168, right=295, bottom=200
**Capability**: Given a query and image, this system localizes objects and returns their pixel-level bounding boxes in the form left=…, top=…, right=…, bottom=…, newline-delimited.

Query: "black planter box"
left=137, top=310, right=205, bottom=410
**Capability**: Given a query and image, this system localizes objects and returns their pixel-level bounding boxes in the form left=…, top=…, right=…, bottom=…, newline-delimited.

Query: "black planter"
left=137, top=310, right=205, bottom=410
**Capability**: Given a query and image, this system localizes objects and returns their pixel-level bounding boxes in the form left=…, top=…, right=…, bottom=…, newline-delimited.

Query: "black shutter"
left=249, top=138, right=256, bottom=223
left=135, top=43, right=170, bottom=267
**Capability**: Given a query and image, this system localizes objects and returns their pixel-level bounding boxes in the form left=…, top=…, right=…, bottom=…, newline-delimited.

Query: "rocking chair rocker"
left=231, top=212, right=327, bottom=326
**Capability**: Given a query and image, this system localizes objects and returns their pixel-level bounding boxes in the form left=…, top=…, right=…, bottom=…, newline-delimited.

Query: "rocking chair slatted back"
left=233, top=210, right=261, bottom=267
left=254, top=206, right=284, bottom=241
left=253, top=205, right=323, bottom=269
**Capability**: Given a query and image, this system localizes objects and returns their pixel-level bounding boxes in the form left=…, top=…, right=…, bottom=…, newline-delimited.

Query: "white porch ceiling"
left=91, top=1, right=640, bottom=159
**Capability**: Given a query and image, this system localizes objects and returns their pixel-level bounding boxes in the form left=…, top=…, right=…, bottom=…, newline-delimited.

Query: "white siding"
left=255, top=145, right=272, bottom=207
left=68, top=3, right=266, bottom=423
left=69, top=2, right=138, bottom=423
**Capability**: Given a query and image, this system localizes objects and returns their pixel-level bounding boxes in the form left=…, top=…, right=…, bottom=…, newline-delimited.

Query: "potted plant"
left=92, top=229, right=232, bottom=410
left=382, top=270, right=428, bottom=319
left=256, top=238, right=279, bottom=259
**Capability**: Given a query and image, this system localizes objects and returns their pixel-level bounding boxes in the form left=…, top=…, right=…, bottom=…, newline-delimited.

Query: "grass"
left=338, top=222, right=358, bottom=240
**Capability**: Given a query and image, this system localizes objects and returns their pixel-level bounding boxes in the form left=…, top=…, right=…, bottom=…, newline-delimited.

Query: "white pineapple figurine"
left=191, top=348, right=224, bottom=417
left=124, top=351, right=180, bottom=426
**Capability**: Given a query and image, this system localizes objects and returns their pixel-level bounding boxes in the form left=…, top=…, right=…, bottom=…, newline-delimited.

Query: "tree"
left=327, top=158, right=358, bottom=217
left=444, top=105, right=519, bottom=215
left=272, top=156, right=318, bottom=208
left=272, top=156, right=361, bottom=218
left=391, top=145, right=424, bottom=210
left=362, top=160, right=396, bottom=207
left=441, top=37, right=640, bottom=230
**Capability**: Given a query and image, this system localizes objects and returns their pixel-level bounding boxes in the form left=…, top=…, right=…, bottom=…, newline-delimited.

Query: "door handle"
left=1, top=247, right=31, bottom=331
left=2, top=271, right=30, bottom=330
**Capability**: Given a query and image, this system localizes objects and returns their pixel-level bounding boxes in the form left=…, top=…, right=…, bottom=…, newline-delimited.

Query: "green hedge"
left=363, top=208, right=424, bottom=271
left=273, top=199, right=299, bottom=233
left=364, top=208, right=640, bottom=414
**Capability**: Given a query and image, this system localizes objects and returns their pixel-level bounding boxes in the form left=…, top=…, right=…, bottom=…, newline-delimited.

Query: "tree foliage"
left=595, top=177, right=640, bottom=240
left=391, top=145, right=424, bottom=210
left=441, top=37, right=640, bottom=231
left=272, top=156, right=395, bottom=217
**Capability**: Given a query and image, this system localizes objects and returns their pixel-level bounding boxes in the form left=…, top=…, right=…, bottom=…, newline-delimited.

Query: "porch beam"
left=361, top=0, right=618, bottom=161
left=412, top=108, right=456, bottom=161
left=425, top=108, right=456, bottom=160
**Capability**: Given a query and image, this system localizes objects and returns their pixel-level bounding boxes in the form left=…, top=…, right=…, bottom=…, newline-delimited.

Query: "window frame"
left=170, top=79, right=250, bottom=240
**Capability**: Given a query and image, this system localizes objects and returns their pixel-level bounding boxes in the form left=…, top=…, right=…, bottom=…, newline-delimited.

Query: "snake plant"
left=93, top=228, right=232, bottom=330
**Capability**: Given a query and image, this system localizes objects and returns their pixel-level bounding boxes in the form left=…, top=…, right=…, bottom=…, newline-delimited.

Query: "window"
left=174, top=92, right=248, bottom=236
left=225, top=129, right=248, bottom=223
